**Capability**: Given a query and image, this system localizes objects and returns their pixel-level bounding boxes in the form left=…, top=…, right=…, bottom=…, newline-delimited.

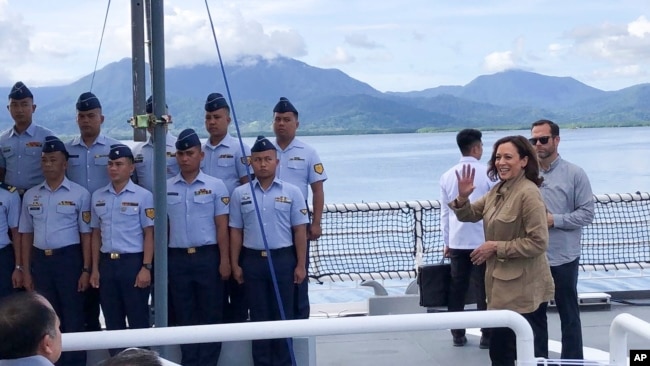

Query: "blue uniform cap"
left=205, top=92, right=229, bottom=112
left=251, top=135, right=276, bottom=153
left=76, top=92, right=102, bottom=111
left=42, top=136, right=69, bottom=158
left=273, top=97, right=298, bottom=115
left=109, top=144, right=134, bottom=161
left=145, top=95, right=168, bottom=114
left=8, top=81, right=33, bottom=100
left=175, top=128, right=201, bottom=150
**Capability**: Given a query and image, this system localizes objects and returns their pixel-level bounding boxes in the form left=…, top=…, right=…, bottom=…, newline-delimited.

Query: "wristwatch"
left=142, top=263, right=153, bottom=271
left=14, top=265, right=23, bottom=271
left=82, top=267, right=91, bottom=274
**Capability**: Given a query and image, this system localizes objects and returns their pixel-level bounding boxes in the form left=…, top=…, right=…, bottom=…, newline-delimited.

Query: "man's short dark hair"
left=99, top=348, right=162, bottom=366
left=531, top=119, right=560, bottom=136
left=0, top=292, right=58, bottom=359
left=456, top=129, right=482, bottom=156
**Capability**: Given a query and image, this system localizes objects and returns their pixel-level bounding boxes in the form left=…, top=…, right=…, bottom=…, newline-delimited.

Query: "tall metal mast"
left=131, top=0, right=169, bottom=344
left=130, top=0, right=147, bottom=142
left=147, top=0, right=169, bottom=333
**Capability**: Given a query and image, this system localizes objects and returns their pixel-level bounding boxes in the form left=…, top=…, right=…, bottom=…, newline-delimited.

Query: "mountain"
left=0, top=60, right=648, bottom=138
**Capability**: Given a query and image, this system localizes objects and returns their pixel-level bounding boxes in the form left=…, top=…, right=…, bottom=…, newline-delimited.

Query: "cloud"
left=592, top=64, right=645, bottom=79
left=565, top=16, right=650, bottom=63
left=0, top=0, right=33, bottom=81
left=320, top=47, right=355, bottom=65
left=628, top=15, right=650, bottom=37
left=163, top=6, right=307, bottom=67
left=483, top=51, right=517, bottom=72
left=412, top=31, right=426, bottom=42
left=344, top=34, right=382, bottom=49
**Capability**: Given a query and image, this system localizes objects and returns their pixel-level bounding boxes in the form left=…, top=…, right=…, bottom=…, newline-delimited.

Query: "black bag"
left=417, top=260, right=451, bottom=307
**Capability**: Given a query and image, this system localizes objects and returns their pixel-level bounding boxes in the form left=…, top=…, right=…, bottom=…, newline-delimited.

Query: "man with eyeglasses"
left=530, top=119, right=595, bottom=360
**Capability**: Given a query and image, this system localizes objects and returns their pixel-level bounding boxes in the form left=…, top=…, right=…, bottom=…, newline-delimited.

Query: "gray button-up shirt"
left=539, top=155, right=595, bottom=266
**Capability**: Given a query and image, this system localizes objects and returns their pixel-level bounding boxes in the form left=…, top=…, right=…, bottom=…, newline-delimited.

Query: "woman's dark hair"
left=487, top=135, right=544, bottom=187
left=0, top=292, right=58, bottom=359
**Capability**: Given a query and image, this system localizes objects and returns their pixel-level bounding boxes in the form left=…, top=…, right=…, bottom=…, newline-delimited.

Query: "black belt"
left=100, top=252, right=143, bottom=260
left=242, top=246, right=293, bottom=258
left=169, top=244, right=217, bottom=255
left=34, top=244, right=80, bottom=257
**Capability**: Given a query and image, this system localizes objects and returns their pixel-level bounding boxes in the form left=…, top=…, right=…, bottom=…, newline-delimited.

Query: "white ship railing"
left=63, top=310, right=535, bottom=365
left=609, top=313, right=650, bottom=365
left=63, top=310, right=650, bottom=366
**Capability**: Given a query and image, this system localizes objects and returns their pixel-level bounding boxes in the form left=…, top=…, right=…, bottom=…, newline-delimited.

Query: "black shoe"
left=453, top=335, right=467, bottom=347
left=479, top=335, right=490, bottom=349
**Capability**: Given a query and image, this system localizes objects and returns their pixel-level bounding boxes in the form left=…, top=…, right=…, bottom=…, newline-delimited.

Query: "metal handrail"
left=609, top=313, right=650, bottom=365
left=63, top=310, right=536, bottom=365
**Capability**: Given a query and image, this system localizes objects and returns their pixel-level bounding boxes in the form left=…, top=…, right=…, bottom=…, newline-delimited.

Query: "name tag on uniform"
left=218, top=154, right=233, bottom=158
left=59, top=201, right=76, bottom=206
left=275, top=196, right=292, bottom=204
left=26, top=142, right=42, bottom=147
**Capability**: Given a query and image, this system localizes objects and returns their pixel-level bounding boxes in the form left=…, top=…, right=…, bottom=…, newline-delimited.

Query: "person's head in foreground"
left=0, top=292, right=62, bottom=363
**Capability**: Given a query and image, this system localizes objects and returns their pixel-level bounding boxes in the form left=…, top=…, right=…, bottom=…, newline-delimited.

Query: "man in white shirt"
left=439, top=129, right=496, bottom=348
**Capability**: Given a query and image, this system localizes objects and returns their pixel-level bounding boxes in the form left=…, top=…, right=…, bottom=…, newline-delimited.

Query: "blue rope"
left=89, top=0, right=112, bottom=91
left=203, top=2, right=297, bottom=365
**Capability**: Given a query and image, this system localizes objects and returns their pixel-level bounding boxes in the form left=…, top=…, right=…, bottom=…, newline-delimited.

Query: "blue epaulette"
left=0, top=182, right=16, bottom=193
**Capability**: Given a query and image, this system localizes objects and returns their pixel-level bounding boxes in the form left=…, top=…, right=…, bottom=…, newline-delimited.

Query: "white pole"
left=63, top=310, right=536, bottom=364
left=609, top=313, right=650, bottom=365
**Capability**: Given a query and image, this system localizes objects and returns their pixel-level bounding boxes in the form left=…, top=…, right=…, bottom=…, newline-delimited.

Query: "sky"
left=0, top=0, right=649, bottom=92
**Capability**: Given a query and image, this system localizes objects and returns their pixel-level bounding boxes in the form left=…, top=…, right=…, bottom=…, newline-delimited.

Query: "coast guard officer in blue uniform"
left=201, top=92, right=251, bottom=323
left=0, top=182, right=21, bottom=299
left=230, top=136, right=309, bottom=366
left=0, top=82, right=54, bottom=194
left=18, top=136, right=91, bottom=366
left=272, top=97, right=327, bottom=319
left=65, top=91, right=120, bottom=332
left=89, top=144, right=154, bottom=347
left=66, top=92, right=121, bottom=195
left=167, top=128, right=230, bottom=366
left=132, top=96, right=179, bottom=192
left=201, top=92, right=251, bottom=193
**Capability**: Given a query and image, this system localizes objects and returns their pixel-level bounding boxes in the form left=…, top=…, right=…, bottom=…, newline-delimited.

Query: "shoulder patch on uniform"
left=221, top=197, right=230, bottom=205
left=300, top=209, right=308, bottom=215
left=145, top=208, right=155, bottom=220
left=241, top=156, right=251, bottom=165
left=0, top=182, right=16, bottom=193
left=313, top=163, right=324, bottom=175
left=82, top=211, right=91, bottom=224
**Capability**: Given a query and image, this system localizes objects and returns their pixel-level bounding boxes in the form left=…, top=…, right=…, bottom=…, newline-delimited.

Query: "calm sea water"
left=126, top=126, right=650, bottom=204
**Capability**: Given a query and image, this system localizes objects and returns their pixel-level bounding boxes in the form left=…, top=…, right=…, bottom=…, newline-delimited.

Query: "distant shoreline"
left=53, top=122, right=650, bottom=142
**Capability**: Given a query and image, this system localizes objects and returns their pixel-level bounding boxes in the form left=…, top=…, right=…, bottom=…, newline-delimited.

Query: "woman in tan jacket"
left=451, top=135, right=554, bottom=366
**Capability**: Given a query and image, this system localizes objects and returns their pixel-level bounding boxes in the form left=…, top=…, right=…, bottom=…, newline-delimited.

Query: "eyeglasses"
left=528, top=136, right=553, bottom=145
